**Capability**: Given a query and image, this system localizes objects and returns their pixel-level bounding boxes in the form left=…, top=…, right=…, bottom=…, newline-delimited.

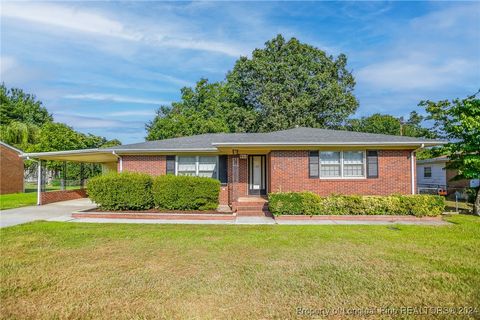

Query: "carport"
left=22, top=149, right=118, bottom=205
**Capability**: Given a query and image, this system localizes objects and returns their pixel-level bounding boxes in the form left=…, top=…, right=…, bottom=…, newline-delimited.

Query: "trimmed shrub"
left=268, top=192, right=445, bottom=217
left=86, top=172, right=153, bottom=210
left=267, top=192, right=305, bottom=215
left=152, top=175, right=220, bottom=210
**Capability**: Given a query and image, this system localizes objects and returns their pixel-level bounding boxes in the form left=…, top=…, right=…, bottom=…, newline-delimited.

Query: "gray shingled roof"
left=108, top=127, right=443, bottom=151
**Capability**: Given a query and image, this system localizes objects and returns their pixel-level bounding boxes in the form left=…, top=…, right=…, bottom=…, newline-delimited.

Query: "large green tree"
left=146, top=35, right=358, bottom=140
left=0, top=84, right=52, bottom=126
left=0, top=121, right=40, bottom=150
left=227, top=35, right=358, bottom=132
left=346, top=111, right=433, bottom=138
left=146, top=79, right=255, bottom=140
left=32, top=123, right=122, bottom=180
left=421, top=93, right=480, bottom=214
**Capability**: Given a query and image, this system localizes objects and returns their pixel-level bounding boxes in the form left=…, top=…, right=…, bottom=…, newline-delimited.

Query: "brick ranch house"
left=0, top=141, right=24, bottom=194
left=23, top=127, right=444, bottom=206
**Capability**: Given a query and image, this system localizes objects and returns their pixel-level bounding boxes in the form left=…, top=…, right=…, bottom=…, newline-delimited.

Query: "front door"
left=248, top=155, right=266, bottom=195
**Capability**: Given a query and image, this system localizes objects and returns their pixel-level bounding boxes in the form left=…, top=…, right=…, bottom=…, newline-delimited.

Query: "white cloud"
left=357, top=59, right=471, bottom=90
left=0, top=56, right=17, bottom=74
left=356, top=3, right=480, bottom=92
left=147, top=72, right=192, bottom=87
left=54, top=113, right=143, bottom=129
left=0, top=55, right=45, bottom=84
left=64, top=93, right=169, bottom=105
left=1, top=2, right=139, bottom=41
left=108, top=110, right=156, bottom=117
left=1, top=2, right=244, bottom=57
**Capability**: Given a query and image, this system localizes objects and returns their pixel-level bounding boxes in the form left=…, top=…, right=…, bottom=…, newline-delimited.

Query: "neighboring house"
left=417, top=156, right=479, bottom=195
left=0, top=141, right=24, bottom=194
left=23, top=127, right=444, bottom=206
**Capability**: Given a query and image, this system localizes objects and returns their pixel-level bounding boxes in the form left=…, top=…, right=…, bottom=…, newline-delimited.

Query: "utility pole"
left=399, top=116, right=405, bottom=136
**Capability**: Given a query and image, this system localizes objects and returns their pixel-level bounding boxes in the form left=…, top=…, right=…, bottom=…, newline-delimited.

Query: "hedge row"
left=86, top=172, right=220, bottom=211
left=152, top=175, right=220, bottom=211
left=268, top=192, right=445, bottom=217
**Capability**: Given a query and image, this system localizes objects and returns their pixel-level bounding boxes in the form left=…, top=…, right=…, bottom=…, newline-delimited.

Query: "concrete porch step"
left=235, top=204, right=269, bottom=210
left=237, top=196, right=268, bottom=203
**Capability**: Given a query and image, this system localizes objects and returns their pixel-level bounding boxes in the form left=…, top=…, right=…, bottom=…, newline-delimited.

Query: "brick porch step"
left=234, top=198, right=271, bottom=217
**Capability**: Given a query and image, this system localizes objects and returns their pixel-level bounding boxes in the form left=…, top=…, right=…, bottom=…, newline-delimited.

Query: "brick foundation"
left=275, top=215, right=442, bottom=221
left=72, top=212, right=235, bottom=220
left=40, top=189, right=88, bottom=205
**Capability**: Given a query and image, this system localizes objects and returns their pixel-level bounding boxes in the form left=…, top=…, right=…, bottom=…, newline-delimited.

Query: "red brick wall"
left=121, top=155, right=166, bottom=176
left=269, top=150, right=414, bottom=196
left=219, top=185, right=229, bottom=205
left=0, top=145, right=24, bottom=194
left=40, top=189, right=87, bottom=205
left=119, top=155, right=230, bottom=205
left=228, top=155, right=248, bottom=202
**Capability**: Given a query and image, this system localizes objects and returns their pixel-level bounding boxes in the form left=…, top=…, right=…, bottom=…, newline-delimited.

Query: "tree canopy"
left=421, top=92, right=480, bottom=214
left=146, top=35, right=358, bottom=140
left=345, top=111, right=433, bottom=138
left=146, top=79, right=255, bottom=140
left=227, top=35, right=358, bottom=132
left=0, top=84, right=52, bottom=126
left=0, top=84, right=122, bottom=181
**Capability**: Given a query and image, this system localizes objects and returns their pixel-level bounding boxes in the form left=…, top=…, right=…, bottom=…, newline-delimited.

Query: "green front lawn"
left=0, top=192, right=37, bottom=210
left=1, top=215, right=479, bottom=319
left=1, top=185, right=82, bottom=210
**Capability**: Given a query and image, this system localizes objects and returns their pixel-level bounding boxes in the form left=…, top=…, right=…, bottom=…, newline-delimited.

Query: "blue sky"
left=1, top=1, right=479, bottom=144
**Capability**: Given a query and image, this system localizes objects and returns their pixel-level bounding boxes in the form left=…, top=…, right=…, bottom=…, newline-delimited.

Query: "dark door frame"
left=248, top=155, right=267, bottom=196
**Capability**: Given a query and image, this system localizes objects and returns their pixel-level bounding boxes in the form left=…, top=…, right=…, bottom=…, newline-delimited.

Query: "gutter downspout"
left=411, top=144, right=425, bottom=195
left=112, top=151, right=122, bottom=172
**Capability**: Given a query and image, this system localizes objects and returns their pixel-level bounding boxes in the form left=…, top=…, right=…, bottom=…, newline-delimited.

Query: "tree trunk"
left=475, top=187, right=480, bottom=216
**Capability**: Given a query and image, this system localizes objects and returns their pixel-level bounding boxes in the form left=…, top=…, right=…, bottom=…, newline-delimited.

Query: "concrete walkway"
left=51, top=215, right=447, bottom=226
left=0, top=198, right=96, bottom=228
left=1, top=200, right=448, bottom=227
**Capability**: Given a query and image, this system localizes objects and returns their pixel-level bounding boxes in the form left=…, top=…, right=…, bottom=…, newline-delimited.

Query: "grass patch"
left=0, top=192, right=37, bottom=210
left=24, top=183, right=81, bottom=193
left=1, top=215, right=479, bottom=319
left=1, top=186, right=82, bottom=210
left=445, top=200, right=474, bottom=213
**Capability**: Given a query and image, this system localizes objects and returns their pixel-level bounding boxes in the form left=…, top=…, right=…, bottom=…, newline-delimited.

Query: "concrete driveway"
left=0, top=198, right=95, bottom=228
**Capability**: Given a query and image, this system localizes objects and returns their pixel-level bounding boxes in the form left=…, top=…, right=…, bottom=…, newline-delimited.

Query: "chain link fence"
left=418, top=184, right=475, bottom=214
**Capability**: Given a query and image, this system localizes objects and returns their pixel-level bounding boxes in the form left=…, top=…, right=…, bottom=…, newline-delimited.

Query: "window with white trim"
left=343, top=151, right=364, bottom=177
left=177, top=156, right=196, bottom=176
left=320, top=152, right=341, bottom=177
left=176, top=156, right=218, bottom=178
left=318, top=151, right=366, bottom=179
left=198, top=156, right=218, bottom=178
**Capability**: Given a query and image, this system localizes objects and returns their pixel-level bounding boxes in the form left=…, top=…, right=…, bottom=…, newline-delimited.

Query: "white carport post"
left=37, top=160, right=42, bottom=205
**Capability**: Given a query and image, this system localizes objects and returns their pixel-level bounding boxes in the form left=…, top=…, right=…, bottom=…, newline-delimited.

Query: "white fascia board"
left=113, top=148, right=218, bottom=154
left=22, top=148, right=102, bottom=158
